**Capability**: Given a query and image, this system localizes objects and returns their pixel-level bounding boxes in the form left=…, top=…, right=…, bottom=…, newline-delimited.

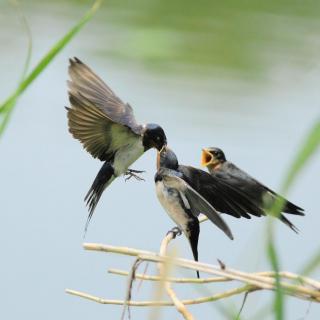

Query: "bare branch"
left=66, top=235, right=320, bottom=319
left=157, top=229, right=194, bottom=320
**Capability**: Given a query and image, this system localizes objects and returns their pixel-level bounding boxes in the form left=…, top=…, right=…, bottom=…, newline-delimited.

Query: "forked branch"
left=66, top=229, right=320, bottom=319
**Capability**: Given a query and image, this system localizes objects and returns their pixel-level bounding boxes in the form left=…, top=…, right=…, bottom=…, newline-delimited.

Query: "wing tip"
left=227, top=230, right=234, bottom=240
left=69, top=57, right=83, bottom=65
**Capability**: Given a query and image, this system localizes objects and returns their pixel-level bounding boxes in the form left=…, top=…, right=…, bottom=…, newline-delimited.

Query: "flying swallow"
left=155, top=147, right=271, bottom=277
left=66, top=58, right=167, bottom=232
left=201, top=147, right=305, bottom=232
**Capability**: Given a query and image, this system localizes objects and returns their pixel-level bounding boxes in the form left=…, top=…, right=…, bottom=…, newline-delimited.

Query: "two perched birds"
left=66, top=58, right=304, bottom=277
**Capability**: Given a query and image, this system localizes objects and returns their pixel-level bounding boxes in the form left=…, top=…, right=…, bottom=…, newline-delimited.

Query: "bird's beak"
left=201, top=148, right=213, bottom=167
left=156, top=151, right=161, bottom=170
left=159, top=143, right=167, bottom=153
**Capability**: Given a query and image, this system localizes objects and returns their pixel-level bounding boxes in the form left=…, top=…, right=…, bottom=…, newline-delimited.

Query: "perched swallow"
left=155, top=147, right=234, bottom=277
left=66, top=58, right=167, bottom=231
left=201, top=147, right=305, bottom=232
left=155, top=147, right=277, bottom=276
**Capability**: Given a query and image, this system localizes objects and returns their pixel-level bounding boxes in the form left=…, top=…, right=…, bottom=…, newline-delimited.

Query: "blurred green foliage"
left=0, top=0, right=101, bottom=137
left=91, top=0, right=320, bottom=76
left=266, top=119, right=320, bottom=320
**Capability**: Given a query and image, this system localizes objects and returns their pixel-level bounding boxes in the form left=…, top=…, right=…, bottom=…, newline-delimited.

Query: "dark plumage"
left=155, top=147, right=235, bottom=277
left=201, top=147, right=305, bottom=232
left=156, top=147, right=288, bottom=276
left=66, top=58, right=167, bottom=232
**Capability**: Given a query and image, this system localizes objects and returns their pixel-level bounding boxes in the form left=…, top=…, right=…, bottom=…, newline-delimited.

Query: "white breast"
left=156, top=181, right=190, bottom=232
left=113, top=137, right=145, bottom=176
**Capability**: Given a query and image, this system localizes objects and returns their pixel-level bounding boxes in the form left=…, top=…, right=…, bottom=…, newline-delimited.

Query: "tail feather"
left=279, top=214, right=299, bottom=234
left=266, top=191, right=305, bottom=216
left=83, top=162, right=115, bottom=235
left=283, top=200, right=305, bottom=216
left=187, top=219, right=200, bottom=279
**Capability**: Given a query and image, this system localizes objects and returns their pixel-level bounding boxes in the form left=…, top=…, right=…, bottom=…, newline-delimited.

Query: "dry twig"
left=66, top=228, right=320, bottom=318
left=158, top=229, right=194, bottom=320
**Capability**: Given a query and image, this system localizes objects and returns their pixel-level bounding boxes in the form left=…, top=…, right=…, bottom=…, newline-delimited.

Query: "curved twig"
left=158, top=230, right=194, bottom=320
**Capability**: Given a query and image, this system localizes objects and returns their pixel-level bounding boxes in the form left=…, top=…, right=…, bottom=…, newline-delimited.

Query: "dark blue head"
left=142, top=123, right=167, bottom=151
left=157, top=146, right=179, bottom=170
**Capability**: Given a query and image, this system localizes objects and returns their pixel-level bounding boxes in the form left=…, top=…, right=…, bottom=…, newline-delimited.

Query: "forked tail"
left=83, top=162, right=115, bottom=235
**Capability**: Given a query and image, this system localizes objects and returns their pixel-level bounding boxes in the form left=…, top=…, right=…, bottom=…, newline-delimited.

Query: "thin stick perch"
left=66, top=231, right=320, bottom=318
left=158, top=229, right=194, bottom=320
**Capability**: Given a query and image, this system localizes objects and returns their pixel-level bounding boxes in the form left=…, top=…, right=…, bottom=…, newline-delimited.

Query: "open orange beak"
left=201, top=148, right=213, bottom=167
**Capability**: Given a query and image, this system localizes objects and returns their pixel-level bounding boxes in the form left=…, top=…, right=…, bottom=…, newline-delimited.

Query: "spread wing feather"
left=67, top=58, right=143, bottom=161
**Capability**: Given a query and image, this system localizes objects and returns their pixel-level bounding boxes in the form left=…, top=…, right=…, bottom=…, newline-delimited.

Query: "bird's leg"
left=125, top=168, right=145, bottom=182
left=167, top=226, right=182, bottom=238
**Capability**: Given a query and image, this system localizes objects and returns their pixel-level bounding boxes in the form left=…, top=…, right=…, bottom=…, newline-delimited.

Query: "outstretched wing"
left=66, top=57, right=143, bottom=161
left=162, top=172, right=233, bottom=240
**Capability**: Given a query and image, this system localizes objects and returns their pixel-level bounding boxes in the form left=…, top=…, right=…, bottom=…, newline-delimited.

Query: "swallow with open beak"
left=66, top=58, right=167, bottom=232
left=155, top=147, right=268, bottom=277
left=201, top=147, right=304, bottom=232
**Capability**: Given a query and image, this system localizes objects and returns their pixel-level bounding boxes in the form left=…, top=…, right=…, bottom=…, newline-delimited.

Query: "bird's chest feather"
left=155, top=181, right=190, bottom=231
left=114, top=138, right=144, bottom=176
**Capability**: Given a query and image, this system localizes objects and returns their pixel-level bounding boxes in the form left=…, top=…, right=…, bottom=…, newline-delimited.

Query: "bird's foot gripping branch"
left=66, top=228, right=320, bottom=320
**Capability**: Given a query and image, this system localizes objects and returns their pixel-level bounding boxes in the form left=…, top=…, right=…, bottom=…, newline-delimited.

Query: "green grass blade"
left=12, top=0, right=33, bottom=83
left=267, top=120, right=320, bottom=218
left=301, top=248, right=320, bottom=276
left=0, top=0, right=34, bottom=136
left=281, top=119, right=320, bottom=193
left=15, top=0, right=101, bottom=96
left=267, top=233, right=284, bottom=320
left=265, top=119, right=320, bottom=319
left=0, top=0, right=102, bottom=135
left=0, top=104, right=15, bottom=136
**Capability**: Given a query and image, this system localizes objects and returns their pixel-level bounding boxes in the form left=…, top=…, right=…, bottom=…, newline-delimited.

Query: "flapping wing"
left=162, top=173, right=233, bottom=240
left=67, top=58, right=143, bottom=161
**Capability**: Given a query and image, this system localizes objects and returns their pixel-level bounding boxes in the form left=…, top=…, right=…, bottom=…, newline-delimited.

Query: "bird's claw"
left=167, top=226, right=182, bottom=238
left=125, top=169, right=145, bottom=182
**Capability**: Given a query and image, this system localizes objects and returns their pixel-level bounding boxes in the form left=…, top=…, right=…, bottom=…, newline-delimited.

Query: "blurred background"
left=0, top=0, right=319, bottom=319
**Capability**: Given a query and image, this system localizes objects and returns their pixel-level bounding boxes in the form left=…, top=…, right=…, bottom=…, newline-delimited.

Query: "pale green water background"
left=0, top=1, right=319, bottom=319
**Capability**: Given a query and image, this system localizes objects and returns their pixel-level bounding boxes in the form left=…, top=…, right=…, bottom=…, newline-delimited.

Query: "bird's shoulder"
left=178, top=165, right=219, bottom=194
left=219, top=161, right=271, bottom=192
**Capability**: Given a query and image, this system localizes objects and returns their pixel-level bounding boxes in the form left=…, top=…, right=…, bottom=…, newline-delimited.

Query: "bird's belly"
left=156, top=182, right=190, bottom=232
left=113, top=139, right=144, bottom=176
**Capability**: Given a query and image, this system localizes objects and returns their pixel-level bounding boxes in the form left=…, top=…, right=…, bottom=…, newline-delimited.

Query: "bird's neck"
left=206, top=162, right=222, bottom=173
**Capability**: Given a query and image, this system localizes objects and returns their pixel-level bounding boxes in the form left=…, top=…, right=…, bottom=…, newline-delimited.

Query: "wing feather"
left=217, top=162, right=304, bottom=215
left=68, top=58, right=142, bottom=132
left=162, top=173, right=233, bottom=240
left=67, top=58, right=143, bottom=161
left=179, top=165, right=264, bottom=219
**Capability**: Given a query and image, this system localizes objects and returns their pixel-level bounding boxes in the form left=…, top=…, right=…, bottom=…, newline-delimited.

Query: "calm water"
left=1, top=1, right=319, bottom=319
